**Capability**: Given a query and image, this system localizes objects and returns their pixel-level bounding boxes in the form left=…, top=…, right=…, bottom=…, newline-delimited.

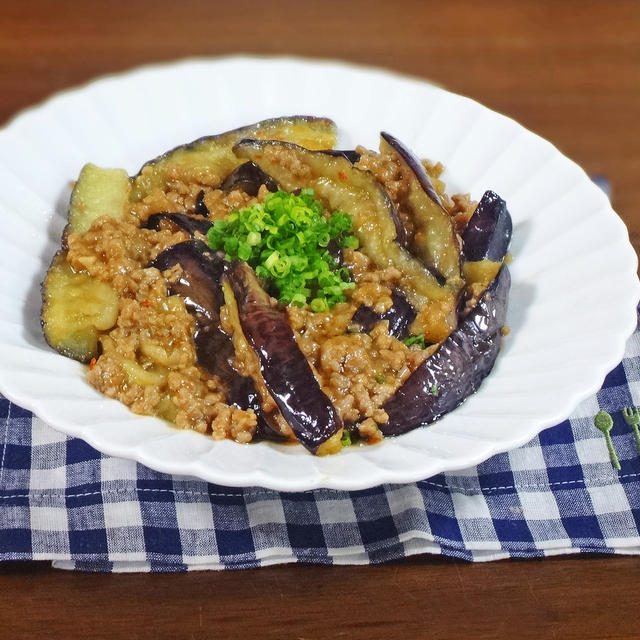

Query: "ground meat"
left=76, top=209, right=257, bottom=442
left=285, top=244, right=433, bottom=430
left=130, top=183, right=259, bottom=224
left=344, top=250, right=402, bottom=287
left=351, top=282, right=393, bottom=314
left=62, top=138, right=473, bottom=450
left=289, top=307, right=427, bottom=427
left=355, top=145, right=408, bottom=204
left=202, top=188, right=257, bottom=220
left=358, top=418, right=384, bottom=444
left=67, top=217, right=186, bottom=297
left=262, top=145, right=313, bottom=180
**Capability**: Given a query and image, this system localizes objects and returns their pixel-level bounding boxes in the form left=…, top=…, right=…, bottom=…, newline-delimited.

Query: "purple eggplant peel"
left=380, top=132, right=462, bottom=288
left=148, top=241, right=260, bottom=414
left=381, top=265, right=510, bottom=436
left=220, top=161, right=279, bottom=196
left=351, top=289, right=416, bottom=339
left=194, top=190, right=210, bottom=217
left=144, top=213, right=212, bottom=237
left=226, top=261, right=342, bottom=453
left=462, top=190, right=512, bottom=262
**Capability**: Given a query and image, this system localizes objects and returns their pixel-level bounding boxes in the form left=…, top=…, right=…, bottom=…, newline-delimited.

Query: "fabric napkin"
left=1, top=313, right=640, bottom=572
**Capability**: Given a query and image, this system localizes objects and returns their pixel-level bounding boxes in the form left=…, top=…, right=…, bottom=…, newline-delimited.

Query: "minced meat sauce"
left=66, top=149, right=475, bottom=446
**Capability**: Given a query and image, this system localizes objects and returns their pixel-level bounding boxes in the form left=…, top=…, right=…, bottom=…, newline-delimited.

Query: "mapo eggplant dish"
left=41, top=116, right=512, bottom=455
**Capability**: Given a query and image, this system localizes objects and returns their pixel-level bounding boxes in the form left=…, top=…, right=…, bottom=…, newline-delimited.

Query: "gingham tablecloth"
left=1, top=313, right=640, bottom=572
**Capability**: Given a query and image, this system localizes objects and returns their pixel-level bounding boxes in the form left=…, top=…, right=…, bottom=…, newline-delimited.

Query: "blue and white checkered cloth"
left=2, top=312, right=640, bottom=572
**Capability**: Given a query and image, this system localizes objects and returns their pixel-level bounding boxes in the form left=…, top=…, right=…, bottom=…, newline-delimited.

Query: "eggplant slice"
left=460, top=189, right=513, bottom=308
left=462, top=190, right=512, bottom=262
left=381, top=265, right=510, bottom=436
left=380, top=132, right=462, bottom=288
left=132, top=116, right=338, bottom=201
left=381, top=189, right=512, bottom=436
left=226, top=262, right=343, bottom=454
left=67, top=163, right=131, bottom=236
left=41, top=252, right=119, bottom=363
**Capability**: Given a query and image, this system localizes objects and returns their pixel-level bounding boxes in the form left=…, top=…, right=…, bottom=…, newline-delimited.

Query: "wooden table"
left=1, top=1, right=639, bottom=638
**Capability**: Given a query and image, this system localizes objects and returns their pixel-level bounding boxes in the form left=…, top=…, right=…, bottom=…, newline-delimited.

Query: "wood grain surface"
left=1, top=1, right=639, bottom=638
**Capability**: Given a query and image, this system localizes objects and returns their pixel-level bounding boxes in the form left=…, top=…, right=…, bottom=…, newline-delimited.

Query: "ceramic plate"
left=0, top=56, right=637, bottom=490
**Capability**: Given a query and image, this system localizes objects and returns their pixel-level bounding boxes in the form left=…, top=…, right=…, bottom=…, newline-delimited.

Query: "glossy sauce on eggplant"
left=41, top=116, right=511, bottom=454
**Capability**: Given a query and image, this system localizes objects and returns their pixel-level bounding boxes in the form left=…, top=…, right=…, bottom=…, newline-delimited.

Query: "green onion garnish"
left=403, top=334, right=427, bottom=349
left=207, top=189, right=358, bottom=310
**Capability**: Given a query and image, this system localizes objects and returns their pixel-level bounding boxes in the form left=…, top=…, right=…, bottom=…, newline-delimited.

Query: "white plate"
left=0, top=56, right=638, bottom=491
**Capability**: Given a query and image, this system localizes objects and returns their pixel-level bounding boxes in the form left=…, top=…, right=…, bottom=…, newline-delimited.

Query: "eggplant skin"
left=322, top=149, right=362, bottom=163
left=149, top=240, right=224, bottom=321
left=148, top=241, right=250, bottom=406
left=226, top=262, right=342, bottom=453
left=194, top=190, right=210, bottom=217
left=380, top=132, right=442, bottom=207
left=351, top=288, right=416, bottom=339
left=381, top=266, right=510, bottom=436
left=380, top=132, right=461, bottom=287
left=220, top=161, right=279, bottom=196
left=462, top=190, right=512, bottom=262
left=144, top=213, right=212, bottom=237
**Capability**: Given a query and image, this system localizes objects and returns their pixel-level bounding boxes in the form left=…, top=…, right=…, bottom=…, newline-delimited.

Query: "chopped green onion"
left=342, top=235, right=359, bottom=249
left=207, top=189, right=358, bottom=310
left=403, top=334, right=427, bottom=349
left=246, top=231, right=261, bottom=246
left=237, top=242, right=251, bottom=261
left=310, top=298, right=330, bottom=313
left=341, top=430, right=352, bottom=447
left=375, top=374, right=385, bottom=384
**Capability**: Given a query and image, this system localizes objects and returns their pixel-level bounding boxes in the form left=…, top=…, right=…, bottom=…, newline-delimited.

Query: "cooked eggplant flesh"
left=41, top=252, right=119, bottom=363
left=67, top=163, right=131, bottom=236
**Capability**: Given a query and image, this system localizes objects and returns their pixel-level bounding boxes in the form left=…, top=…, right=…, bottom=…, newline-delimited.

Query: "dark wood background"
left=1, top=1, right=639, bottom=638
